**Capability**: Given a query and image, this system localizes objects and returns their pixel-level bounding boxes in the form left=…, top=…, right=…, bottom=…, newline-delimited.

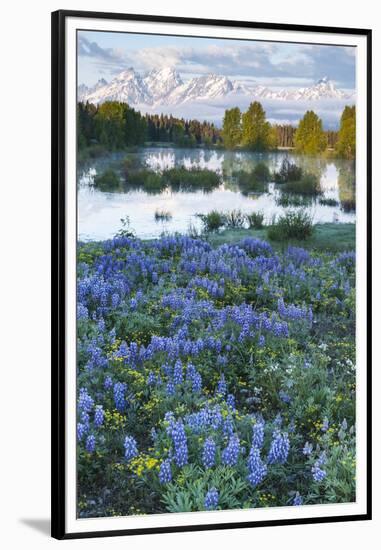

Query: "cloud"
left=78, top=34, right=356, bottom=90
left=78, top=36, right=127, bottom=72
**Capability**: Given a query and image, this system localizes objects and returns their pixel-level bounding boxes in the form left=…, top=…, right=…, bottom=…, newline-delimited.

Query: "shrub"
left=283, top=174, right=321, bottom=196
left=319, top=197, right=340, bottom=207
left=155, top=210, right=173, bottom=222
left=224, top=209, right=246, bottom=228
left=163, top=167, right=221, bottom=191
left=252, top=162, right=271, bottom=183
left=123, top=156, right=143, bottom=179
left=340, top=198, right=356, bottom=212
left=234, top=170, right=267, bottom=193
left=93, top=169, right=120, bottom=190
left=267, top=210, right=314, bottom=241
left=276, top=194, right=314, bottom=208
left=246, top=211, right=265, bottom=229
left=197, top=210, right=225, bottom=232
left=126, top=169, right=167, bottom=193
left=87, top=144, right=108, bottom=159
left=273, top=158, right=303, bottom=183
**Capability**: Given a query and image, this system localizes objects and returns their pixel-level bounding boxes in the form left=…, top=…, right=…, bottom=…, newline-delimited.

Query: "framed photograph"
left=51, top=9, right=372, bottom=539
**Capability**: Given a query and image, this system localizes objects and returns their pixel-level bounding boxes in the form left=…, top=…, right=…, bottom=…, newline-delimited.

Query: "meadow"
left=77, top=229, right=356, bottom=517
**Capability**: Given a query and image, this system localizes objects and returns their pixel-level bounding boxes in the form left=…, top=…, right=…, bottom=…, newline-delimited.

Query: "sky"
left=77, top=30, right=356, bottom=91
left=77, top=30, right=356, bottom=128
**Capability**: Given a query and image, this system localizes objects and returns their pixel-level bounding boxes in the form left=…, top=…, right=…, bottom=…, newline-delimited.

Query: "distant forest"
left=77, top=100, right=354, bottom=158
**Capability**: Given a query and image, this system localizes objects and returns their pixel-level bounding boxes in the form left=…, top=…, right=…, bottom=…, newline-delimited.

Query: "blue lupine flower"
left=303, top=442, right=313, bottom=456
left=216, top=373, right=227, bottom=396
left=78, top=388, right=94, bottom=413
left=252, top=419, right=265, bottom=449
left=86, top=434, right=95, bottom=453
left=222, top=435, right=240, bottom=466
left=321, top=417, right=329, bottom=432
left=204, top=488, right=219, bottom=510
left=173, top=360, right=183, bottom=385
left=159, top=459, right=172, bottom=484
left=279, top=390, right=291, bottom=404
left=113, top=382, right=126, bottom=412
left=166, top=381, right=175, bottom=396
left=312, top=465, right=327, bottom=482
left=268, top=431, right=290, bottom=464
left=202, top=438, right=216, bottom=469
left=81, top=411, right=90, bottom=430
left=147, top=371, right=156, bottom=386
left=171, top=421, right=188, bottom=467
left=247, top=445, right=267, bottom=487
left=226, top=394, right=236, bottom=410
left=77, top=423, right=86, bottom=441
left=124, top=435, right=138, bottom=461
left=104, top=375, right=113, bottom=390
left=293, top=492, right=303, bottom=506
left=192, top=371, right=202, bottom=393
left=94, top=405, right=104, bottom=428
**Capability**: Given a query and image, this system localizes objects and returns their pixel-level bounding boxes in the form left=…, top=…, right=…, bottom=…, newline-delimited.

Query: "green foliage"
left=163, top=167, right=221, bottom=191
left=319, top=197, right=339, bottom=207
left=197, top=210, right=226, bottom=232
left=246, top=211, right=265, bottom=229
left=294, top=111, right=328, bottom=154
left=268, top=210, right=314, bottom=241
left=115, top=216, right=135, bottom=238
left=241, top=102, right=276, bottom=151
left=155, top=210, right=173, bottom=222
left=222, top=107, right=242, bottom=148
left=233, top=170, right=268, bottom=193
left=224, top=209, right=246, bottom=228
left=283, top=174, right=322, bottom=196
left=273, top=158, right=303, bottom=183
left=252, top=162, right=271, bottom=182
left=276, top=194, right=313, bottom=208
left=94, top=102, right=146, bottom=150
left=336, top=106, right=356, bottom=160
left=93, top=169, right=120, bottom=190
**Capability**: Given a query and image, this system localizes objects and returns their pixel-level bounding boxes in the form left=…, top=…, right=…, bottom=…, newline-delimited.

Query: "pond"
left=77, top=148, right=356, bottom=241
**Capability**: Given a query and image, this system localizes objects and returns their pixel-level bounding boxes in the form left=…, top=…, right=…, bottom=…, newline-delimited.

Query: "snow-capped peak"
left=78, top=69, right=352, bottom=107
left=143, top=67, right=183, bottom=101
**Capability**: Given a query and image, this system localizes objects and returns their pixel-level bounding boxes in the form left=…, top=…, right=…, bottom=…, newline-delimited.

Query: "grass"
left=281, top=174, right=322, bottom=196
left=276, top=194, right=314, bottom=208
left=155, top=209, right=173, bottom=222
left=319, top=197, right=340, bottom=207
left=163, top=167, right=221, bottom=191
left=207, top=223, right=355, bottom=252
left=233, top=170, right=268, bottom=193
left=246, top=211, right=265, bottom=229
left=267, top=210, right=314, bottom=241
left=93, top=169, right=121, bottom=190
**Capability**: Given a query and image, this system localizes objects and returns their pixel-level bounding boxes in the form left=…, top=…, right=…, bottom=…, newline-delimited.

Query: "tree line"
left=78, top=101, right=221, bottom=151
left=78, top=100, right=355, bottom=159
left=222, top=102, right=355, bottom=158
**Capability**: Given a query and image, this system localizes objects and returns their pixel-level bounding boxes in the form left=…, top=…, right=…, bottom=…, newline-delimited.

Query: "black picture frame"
left=51, top=9, right=372, bottom=540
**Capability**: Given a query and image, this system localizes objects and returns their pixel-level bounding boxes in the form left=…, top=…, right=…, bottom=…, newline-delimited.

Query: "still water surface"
left=78, top=148, right=355, bottom=241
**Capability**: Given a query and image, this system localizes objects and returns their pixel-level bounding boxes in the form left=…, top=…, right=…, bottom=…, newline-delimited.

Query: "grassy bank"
left=207, top=223, right=355, bottom=252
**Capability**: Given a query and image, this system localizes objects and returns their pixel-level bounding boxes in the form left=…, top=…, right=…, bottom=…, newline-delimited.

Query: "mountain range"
left=78, top=67, right=353, bottom=107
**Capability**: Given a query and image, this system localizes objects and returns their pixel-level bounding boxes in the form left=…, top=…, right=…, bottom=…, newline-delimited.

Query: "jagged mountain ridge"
left=78, top=68, right=352, bottom=106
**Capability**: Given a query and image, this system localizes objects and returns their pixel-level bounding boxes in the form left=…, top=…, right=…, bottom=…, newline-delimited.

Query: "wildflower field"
left=77, top=234, right=356, bottom=517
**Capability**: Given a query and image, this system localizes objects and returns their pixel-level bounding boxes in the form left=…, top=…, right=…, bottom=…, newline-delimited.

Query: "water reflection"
left=78, top=147, right=356, bottom=241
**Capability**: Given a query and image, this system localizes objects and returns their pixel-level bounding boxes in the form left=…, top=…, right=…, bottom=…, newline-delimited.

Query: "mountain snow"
left=78, top=68, right=352, bottom=107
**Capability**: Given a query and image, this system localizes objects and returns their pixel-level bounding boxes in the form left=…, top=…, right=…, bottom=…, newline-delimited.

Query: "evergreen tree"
left=241, top=102, right=274, bottom=151
left=336, top=105, right=356, bottom=159
left=222, top=107, right=242, bottom=149
left=294, top=110, right=327, bottom=154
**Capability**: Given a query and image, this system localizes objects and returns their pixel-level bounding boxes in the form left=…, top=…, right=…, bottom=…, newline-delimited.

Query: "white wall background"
left=0, top=0, right=379, bottom=547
